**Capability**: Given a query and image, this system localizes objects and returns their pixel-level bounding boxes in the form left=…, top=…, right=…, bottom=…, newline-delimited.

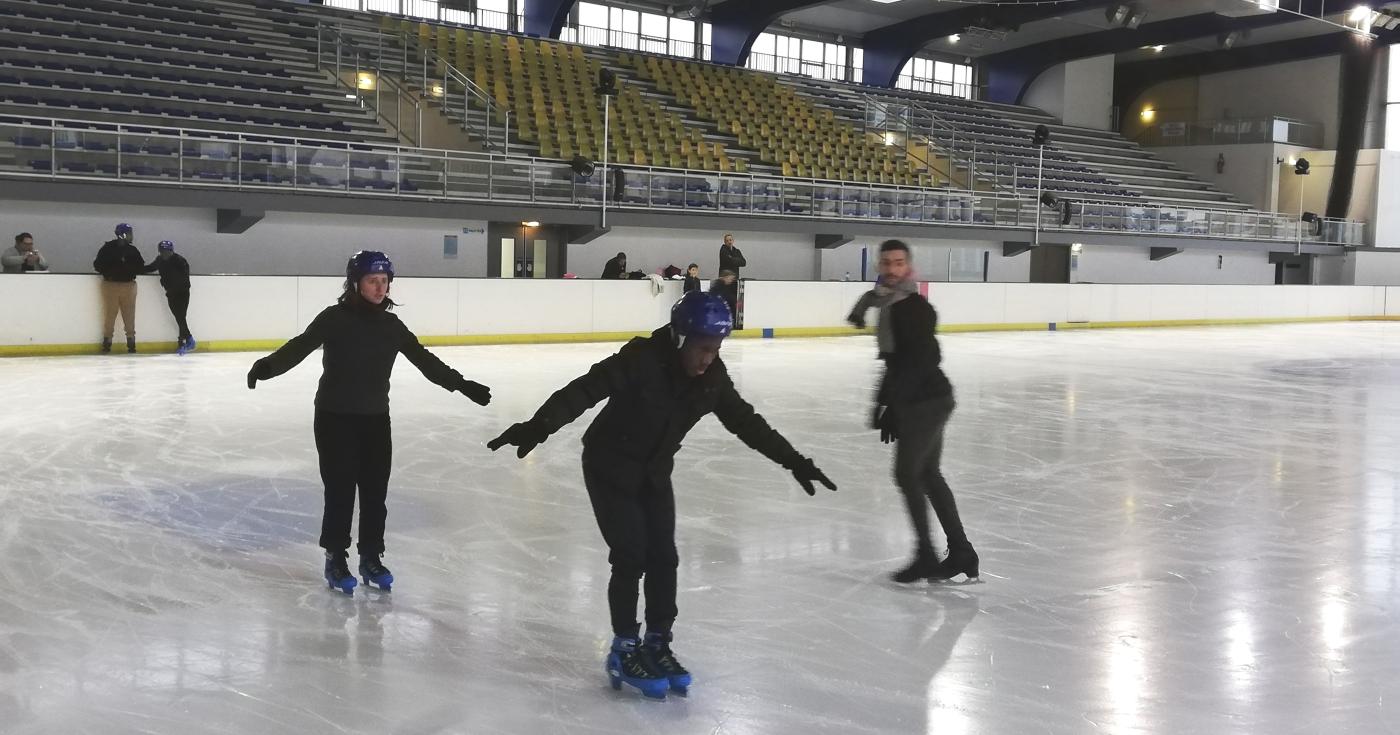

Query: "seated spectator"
left=683, top=263, right=702, bottom=294
left=2, top=233, right=49, bottom=273
left=601, top=252, right=628, bottom=279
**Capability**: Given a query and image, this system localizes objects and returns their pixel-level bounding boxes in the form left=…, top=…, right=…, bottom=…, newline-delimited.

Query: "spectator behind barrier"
left=2, top=233, right=49, bottom=273
left=602, top=252, right=628, bottom=279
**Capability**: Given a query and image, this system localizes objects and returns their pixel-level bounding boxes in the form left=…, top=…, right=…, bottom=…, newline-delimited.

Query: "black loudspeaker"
left=570, top=155, right=595, bottom=178
left=612, top=168, right=625, bottom=199
left=1040, top=191, right=1058, bottom=208
left=1294, top=158, right=1311, bottom=175
left=597, top=68, right=618, bottom=96
left=1031, top=124, right=1050, bottom=147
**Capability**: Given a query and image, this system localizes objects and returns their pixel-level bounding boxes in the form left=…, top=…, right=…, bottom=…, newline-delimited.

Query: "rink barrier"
left=7, top=318, right=1400, bottom=357
left=4, top=276, right=1400, bottom=357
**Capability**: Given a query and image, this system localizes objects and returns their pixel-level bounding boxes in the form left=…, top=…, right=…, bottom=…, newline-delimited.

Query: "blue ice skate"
left=644, top=631, right=692, bottom=695
left=606, top=636, right=668, bottom=700
left=358, top=555, right=393, bottom=592
left=324, top=551, right=357, bottom=595
left=177, top=337, right=196, bottom=355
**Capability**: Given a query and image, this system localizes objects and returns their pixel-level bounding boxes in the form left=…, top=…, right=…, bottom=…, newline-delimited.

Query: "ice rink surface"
left=3, top=323, right=1400, bottom=734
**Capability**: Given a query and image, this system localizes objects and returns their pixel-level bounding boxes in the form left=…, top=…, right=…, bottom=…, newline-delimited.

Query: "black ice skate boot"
left=126, top=337, right=137, bottom=354
left=643, top=631, right=692, bottom=695
left=929, top=546, right=980, bottom=583
left=100, top=339, right=112, bottom=354
left=891, top=549, right=941, bottom=584
left=606, top=636, right=669, bottom=700
left=358, top=554, right=393, bottom=591
left=324, top=550, right=357, bottom=595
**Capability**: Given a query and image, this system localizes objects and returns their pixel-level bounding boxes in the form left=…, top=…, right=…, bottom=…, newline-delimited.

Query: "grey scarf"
left=852, top=278, right=918, bottom=353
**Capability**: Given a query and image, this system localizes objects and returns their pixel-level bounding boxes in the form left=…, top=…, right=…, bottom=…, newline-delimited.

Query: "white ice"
left=3, top=324, right=1400, bottom=734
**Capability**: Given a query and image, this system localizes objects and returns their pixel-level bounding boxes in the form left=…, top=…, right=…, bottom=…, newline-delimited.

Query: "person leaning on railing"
left=2, top=232, right=48, bottom=274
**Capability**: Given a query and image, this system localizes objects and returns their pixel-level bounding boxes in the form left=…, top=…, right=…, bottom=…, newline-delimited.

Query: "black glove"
left=246, top=359, right=270, bottom=390
left=487, top=420, right=548, bottom=459
left=789, top=456, right=836, bottom=496
left=457, top=379, right=492, bottom=406
left=848, top=315, right=867, bottom=330
left=873, top=405, right=897, bottom=444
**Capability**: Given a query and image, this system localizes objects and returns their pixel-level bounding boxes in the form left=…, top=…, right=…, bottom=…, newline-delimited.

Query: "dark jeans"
left=583, top=451, right=678, bottom=639
left=166, top=289, right=191, bottom=341
left=893, top=395, right=971, bottom=555
left=314, top=410, right=392, bottom=557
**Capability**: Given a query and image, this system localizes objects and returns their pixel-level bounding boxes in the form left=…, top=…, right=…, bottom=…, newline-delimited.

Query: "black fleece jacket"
left=527, top=326, right=803, bottom=471
left=253, top=300, right=466, bottom=415
left=878, top=294, right=953, bottom=406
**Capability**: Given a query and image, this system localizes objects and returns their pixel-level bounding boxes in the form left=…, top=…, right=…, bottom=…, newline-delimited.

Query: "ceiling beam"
left=980, top=0, right=1333, bottom=104
left=861, top=0, right=1118, bottom=88
left=708, top=0, right=834, bottom=66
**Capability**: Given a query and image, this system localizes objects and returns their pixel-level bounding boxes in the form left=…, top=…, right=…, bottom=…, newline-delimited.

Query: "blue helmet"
left=115, top=223, right=133, bottom=238
left=346, top=250, right=394, bottom=282
left=671, top=291, right=733, bottom=339
left=157, top=240, right=175, bottom=252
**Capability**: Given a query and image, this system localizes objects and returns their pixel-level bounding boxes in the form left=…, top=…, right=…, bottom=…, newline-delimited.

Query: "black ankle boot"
left=891, top=550, right=941, bottom=584
left=101, top=339, right=112, bottom=354
left=930, top=547, right=980, bottom=582
left=126, top=338, right=137, bottom=354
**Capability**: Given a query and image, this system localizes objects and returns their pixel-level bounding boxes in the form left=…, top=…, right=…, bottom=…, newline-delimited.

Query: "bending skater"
left=848, top=240, right=979, bottom=584
left=246, top=251, right=493, bottom=594
left=488, top=291, right=836, bottom=699
left=144, top=240, right=196, bottom=354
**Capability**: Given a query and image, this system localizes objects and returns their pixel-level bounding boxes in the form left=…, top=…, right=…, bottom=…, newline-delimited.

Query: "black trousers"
left=314, top=410, right=392, bottom=557
left=165, top=289, right=192, bottom=341
left=893, top=395, right=971, bottom=555
left=583, top=451, right=678, bottom=639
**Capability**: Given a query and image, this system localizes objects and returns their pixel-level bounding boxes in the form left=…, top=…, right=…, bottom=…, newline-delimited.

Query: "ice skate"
left=643, top=631, right=692, bottom=695
left=358, top=554, right=393, bottom=591
left=324, top=550, right=357, bottom=595
left=606, top=636, right=668, bottom=700
left=929, top=548, right=980, bottom=583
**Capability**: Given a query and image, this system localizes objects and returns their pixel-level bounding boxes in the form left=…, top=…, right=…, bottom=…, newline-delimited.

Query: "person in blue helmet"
left=92, top=223, right=145, bottom=353
left=245, top=251, right=493, bottom=595
left=143, top=240, right=195, bottom=354
left=488, top=291, right=836, bottom=700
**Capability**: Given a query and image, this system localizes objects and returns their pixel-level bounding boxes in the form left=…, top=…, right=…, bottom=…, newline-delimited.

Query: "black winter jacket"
left=718, top=244, right=746, bottom=278
left=93, top=239, right=145, bottom=282
left=528, top=326, right=802, bottom=472
left=878, top=294, right=953, bottom=405
left=253, top=301, right=466, bottom=414
left=144, top=253, right=191, bottom=292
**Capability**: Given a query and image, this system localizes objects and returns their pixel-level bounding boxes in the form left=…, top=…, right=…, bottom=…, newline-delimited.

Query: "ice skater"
left=848, top=240, right=979, bottom=584
left=245, top=251, right=493, bottom=594
left=488, top=291, right=836, bottom=700
left=93, top=223, right=145, bottom=354
left=144, top=240, right=196, bottom=354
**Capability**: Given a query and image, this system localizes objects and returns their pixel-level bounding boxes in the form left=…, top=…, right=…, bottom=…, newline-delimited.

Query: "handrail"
left=0, top=114, right=1365, bottom=246
left=864, top=95, right=992, bottom=190
left=393, top=26, right=514, bottom=153
left=316, top=24, right=421, bottom=146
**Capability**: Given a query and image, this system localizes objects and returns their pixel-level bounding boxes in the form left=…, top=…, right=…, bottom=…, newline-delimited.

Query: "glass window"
left=641, top=12, right=667, bottom=40
left=752, top=32, right=774, bottom=55
left=578, top=2, right=607, bottom=29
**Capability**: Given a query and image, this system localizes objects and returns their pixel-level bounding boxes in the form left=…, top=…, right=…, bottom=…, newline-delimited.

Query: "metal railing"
left=746, top=52, right=852, bottom=83
left=323, top=23, right=512, bottom=153
left=0, top=115, right=1365, bottom=247
left=1135, top=116, right=1324, bottom=148
left=560, top=24, right=700, bottom=60
left=323, top=0, right=515, bottom=31
left=316, top=25, right=423, bottom=146
left=864, top=96, right=987, bottom=190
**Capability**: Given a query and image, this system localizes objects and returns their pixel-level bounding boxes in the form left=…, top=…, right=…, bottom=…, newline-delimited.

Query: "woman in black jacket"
left=246, top=251, right=493, bottom=594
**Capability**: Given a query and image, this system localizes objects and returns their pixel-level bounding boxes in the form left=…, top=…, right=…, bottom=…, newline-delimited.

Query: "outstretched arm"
left=714, top=383, right=836, bottom=496
left=488, top=348, right=633, bottom=457
left=397, top=322, right=490, bottom=405
left=247, top=310, right=331, bottom=388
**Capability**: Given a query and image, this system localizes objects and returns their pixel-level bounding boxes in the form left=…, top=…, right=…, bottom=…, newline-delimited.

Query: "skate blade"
left=361, top=577, right=392, bottom=592
left=932, top=575, right=984, bottom=585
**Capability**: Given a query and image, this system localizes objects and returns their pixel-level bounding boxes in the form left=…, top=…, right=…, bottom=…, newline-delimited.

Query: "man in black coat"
left=849, top=239, right=978, bottom=584
left=488, top=291, right=835, bottom=699
left=92, top=222, right=145, bottom=353
left=718, top=233, right=745, bottom=280
left=601, top=252, right=628, bottom=279
left=145, top=239, right=196, bottom=353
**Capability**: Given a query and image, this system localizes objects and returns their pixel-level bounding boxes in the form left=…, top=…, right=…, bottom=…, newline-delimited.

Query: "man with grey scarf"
left=848, top=240, right=979, bottom=584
